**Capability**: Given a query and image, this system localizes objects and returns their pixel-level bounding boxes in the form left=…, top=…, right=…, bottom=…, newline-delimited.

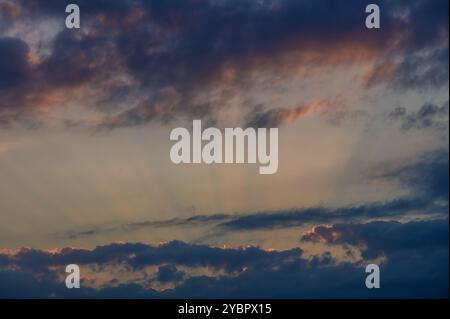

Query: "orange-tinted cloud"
left=1, top=0, right=447, bottom=128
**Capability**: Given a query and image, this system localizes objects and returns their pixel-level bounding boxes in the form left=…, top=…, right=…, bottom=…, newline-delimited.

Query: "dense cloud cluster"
left=1, top=215, right=448, bottom=298
left=301, top=219, right=448, bottom=259
left=0, top=0, right=448, bottom=128
left=0, top=240, right=302, bottom=273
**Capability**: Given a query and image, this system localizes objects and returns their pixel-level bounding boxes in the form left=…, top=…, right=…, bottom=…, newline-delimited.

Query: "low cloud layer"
left=1, top=216, right=448, bottom=298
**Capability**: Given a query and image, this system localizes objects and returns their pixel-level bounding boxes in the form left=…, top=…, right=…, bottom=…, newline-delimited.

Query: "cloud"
left=156, top=264, right=184, bottom=284
left=373, top=149, right=449, bottom=202
left=1, top=217, right=448, bottom=298
left=0, top=0, right=21, bottom=31
left=0, top=241, right=303, bottom=274
left=59, top=195, right=444, bottom=240
left=1, top=0, right=448, bottom=128
left=0, top=37, right=34, bottom=121
left=381, top=0, right=449, bottom=90
left=64, top=146, right=449, bottom=237
left=298, top=218, right=449, bottom=298
left=392, top=47, right=449, bottom=90
left=53, top=146, right=449, bottom=242
left=62, top=213, right=232, bottom=240
left=301, top=218, right=449, bottom=259
left=217, top=197, right=441, bottom=231
left=0, top=37, right=31, bottom=89
left=122, top=213, right=231, bottom=233
left=40, top=30, right=116, bottom=88
left=389, top=102, right=449, bottom=131
left=245, top=99, right=332, bottom=128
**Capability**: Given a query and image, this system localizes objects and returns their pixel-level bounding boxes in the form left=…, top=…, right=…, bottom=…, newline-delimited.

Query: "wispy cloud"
left=389, top=101, right=449, bottom=131
left=58, top=148, right=449, bottom=239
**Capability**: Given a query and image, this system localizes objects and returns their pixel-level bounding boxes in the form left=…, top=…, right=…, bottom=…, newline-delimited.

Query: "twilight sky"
left=0, top=0, right=448, bottom=298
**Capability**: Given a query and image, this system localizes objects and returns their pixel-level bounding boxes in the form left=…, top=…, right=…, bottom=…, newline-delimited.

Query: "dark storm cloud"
left=1, top=217, right=448, bottom=298
left=1, top=0, right=448, bottom=127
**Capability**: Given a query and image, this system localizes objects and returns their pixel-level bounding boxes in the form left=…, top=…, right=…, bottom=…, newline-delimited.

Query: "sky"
left=0, top=0, right=448, bottom=298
